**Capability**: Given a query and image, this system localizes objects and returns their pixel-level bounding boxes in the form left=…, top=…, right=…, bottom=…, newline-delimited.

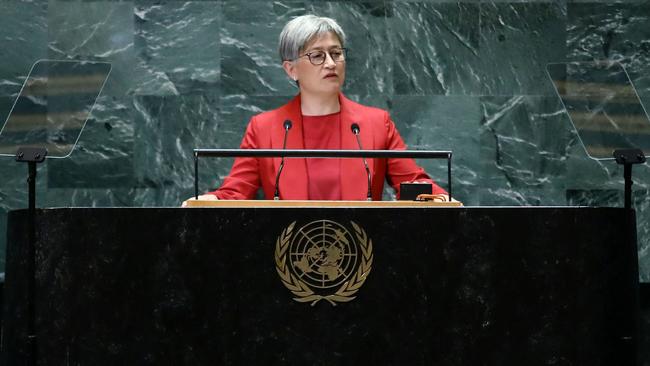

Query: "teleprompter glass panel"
left=547, top=61, right=650, bottom=160
left=0, top=60, right=111, bottom=158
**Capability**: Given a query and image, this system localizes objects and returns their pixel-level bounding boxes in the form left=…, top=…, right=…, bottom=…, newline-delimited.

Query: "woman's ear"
left=282, top=60, right=297, bottom=81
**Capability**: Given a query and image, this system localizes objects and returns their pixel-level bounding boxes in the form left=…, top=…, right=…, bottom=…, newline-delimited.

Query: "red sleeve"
left=207, top=117, right=262, bottom=200
left=384, top=112, right=447, bottom=197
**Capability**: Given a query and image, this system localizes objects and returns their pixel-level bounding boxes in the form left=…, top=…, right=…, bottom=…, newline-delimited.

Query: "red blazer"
left=210, top=94, right=446, bottom=200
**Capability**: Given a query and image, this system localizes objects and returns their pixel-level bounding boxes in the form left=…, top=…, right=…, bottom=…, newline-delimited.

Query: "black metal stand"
left=15, top=146, right=47, bottom=366
left=612, top=148, right=645, bottom=365
left=613, top=149, right=646, bottom=210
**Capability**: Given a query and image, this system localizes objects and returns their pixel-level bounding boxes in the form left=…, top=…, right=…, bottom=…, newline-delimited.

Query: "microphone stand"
left=351, top=124, right=372, bottom=201
left=274, top=120, right=292, bottom=200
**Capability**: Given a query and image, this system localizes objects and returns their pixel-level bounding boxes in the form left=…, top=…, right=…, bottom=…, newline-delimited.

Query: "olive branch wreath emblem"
left=274, top=221, right=373, bottom=306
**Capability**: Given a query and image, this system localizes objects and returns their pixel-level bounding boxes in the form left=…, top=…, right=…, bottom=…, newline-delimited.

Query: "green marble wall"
left=1, top=0, right=649, bottom=285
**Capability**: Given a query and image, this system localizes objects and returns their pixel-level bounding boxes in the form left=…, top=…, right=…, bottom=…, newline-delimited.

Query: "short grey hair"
left=279, top=15, right=346, bottom=62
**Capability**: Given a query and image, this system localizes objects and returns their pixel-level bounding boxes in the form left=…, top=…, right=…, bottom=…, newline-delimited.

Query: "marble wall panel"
left=0, top=97, right=15, bottom=138
left=389, top=95, right=481, bottom=204
left=351, top=93, right=389, bottom=111
left=478, top=2, right=566, bottom=96
left=0, top=0, right=649, bottom=287
left=220, top=2, right=305, bottom=96
left=133, top=1, right=222, bottom=96
left=128, top=188, right=170, bottom=208
left=43, top=188, right=136, bottom=208
left=0, top=0, right=48, bottom=96
left=567, top=2, right=650, bottom=98
left=395, top=0, right=480, bottom=3
left=478, top=187, right=568, bottom=206
left=570, top=0, right=647, bottom=3
left=308, top=2, right=393, bottom=96
left=486, top=0, right=565, bottom=3
left=479, top=96, right=575, bottom=192
left=47, top=1, right=135, bottom=96
left=132, top=93, right=221, bottom=205
left=390, top=2, right=481, bottom=95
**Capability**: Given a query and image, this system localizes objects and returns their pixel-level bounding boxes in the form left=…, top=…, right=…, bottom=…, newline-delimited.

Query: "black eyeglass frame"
left=295, top=48, right=347, bottom=66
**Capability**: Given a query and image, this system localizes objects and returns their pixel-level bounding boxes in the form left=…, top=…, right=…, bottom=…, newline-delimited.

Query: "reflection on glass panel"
left=0, top=60, right=111, bottom=158
left=547, top=61, right=650, bottom=160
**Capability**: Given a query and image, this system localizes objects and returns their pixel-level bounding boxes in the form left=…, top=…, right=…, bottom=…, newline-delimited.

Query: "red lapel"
left=339, top=94, right=375, bottom=200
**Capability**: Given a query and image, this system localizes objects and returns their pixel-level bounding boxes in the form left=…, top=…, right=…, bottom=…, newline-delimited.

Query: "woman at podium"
left=187, top=15, right=446, bottom=202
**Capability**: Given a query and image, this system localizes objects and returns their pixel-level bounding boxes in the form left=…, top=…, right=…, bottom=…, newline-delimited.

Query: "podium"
left=2, top=204, right=639, bottom=365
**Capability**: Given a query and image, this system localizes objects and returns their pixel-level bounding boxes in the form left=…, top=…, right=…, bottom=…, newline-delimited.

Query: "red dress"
left=303, top=112, right=342, bottom=200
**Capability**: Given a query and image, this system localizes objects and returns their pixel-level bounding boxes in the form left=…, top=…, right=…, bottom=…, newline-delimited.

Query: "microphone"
left=274, top=120, right=292, bottom=200
left=351, top=123, right=372, bottom=201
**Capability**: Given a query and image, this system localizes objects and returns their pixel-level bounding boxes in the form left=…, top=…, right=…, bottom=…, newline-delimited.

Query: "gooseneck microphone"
left=274, top=120, right=292, bottom=200
left=351, top=123, right=372, bottom=201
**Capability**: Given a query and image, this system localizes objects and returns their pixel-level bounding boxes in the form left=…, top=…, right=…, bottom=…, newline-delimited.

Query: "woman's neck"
left=300, top=92, right=340, bottom=116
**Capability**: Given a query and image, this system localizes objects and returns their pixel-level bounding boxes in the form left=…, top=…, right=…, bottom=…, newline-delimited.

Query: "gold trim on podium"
left=184, top=199, right=463, bottom=207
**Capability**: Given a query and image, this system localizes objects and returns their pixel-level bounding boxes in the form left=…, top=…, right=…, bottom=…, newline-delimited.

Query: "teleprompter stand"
left=613, top=148, right=645, bottom=366
left=15, top=146, right=48, bottom=366
left=613, top=148, right=647, bottom=210
left=0, top=60, right=111, bottom=366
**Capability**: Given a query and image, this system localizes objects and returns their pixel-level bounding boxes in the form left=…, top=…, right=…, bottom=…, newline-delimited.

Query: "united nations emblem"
left=275, top=220, right=373, bottom=306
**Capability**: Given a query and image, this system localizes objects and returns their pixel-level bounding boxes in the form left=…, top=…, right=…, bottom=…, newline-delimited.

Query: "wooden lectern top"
left=184, top=199, right=463, bottom=207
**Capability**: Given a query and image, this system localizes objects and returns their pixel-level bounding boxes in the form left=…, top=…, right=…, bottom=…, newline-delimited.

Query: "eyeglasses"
left=297, top=48, right=347, bottom=66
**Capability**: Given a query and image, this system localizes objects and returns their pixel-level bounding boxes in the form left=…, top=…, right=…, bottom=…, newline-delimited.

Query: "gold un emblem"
left=275, top=220, right=373, bottom=306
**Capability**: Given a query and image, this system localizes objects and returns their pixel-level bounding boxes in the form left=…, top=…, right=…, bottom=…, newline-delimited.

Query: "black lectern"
left=2, top=204, right=639, bottom=365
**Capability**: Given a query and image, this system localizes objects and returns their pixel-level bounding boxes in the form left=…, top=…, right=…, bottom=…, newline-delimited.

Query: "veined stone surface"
left=0, top=0, right=649, bottom=288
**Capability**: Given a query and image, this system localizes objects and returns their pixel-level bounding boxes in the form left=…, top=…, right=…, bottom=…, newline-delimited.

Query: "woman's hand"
left=181, top=194, right=219, bottom=207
